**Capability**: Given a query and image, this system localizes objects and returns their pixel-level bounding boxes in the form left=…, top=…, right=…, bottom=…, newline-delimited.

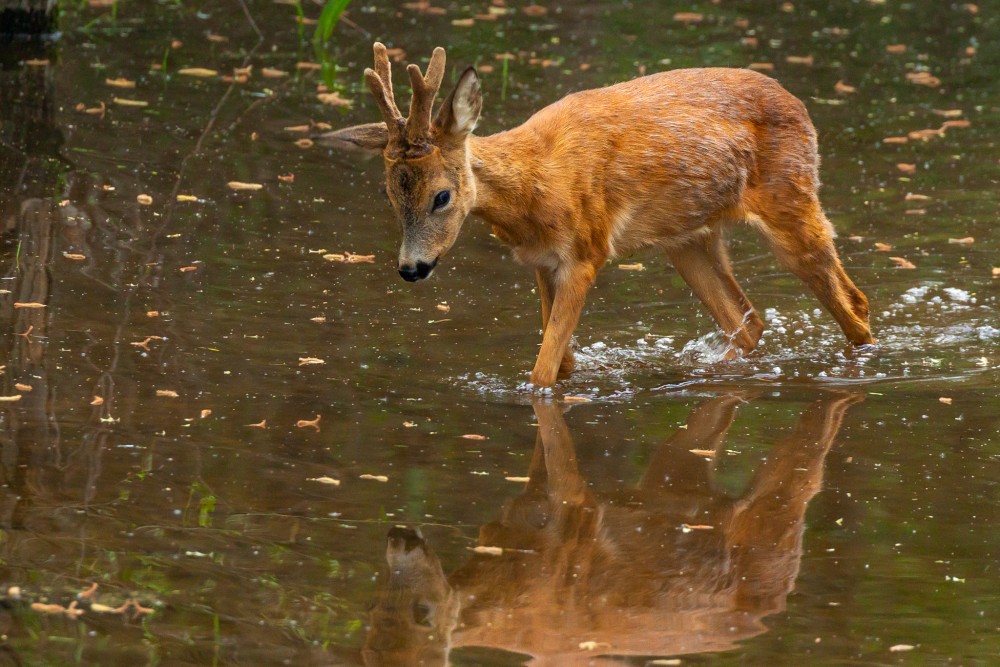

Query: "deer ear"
left=317, top=122, right=389, bottom=154
left=434, top=67, right=482, bottom=138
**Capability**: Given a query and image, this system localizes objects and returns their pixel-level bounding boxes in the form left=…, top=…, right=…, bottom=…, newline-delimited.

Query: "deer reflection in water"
left=363, top=392, right=863, bottom=666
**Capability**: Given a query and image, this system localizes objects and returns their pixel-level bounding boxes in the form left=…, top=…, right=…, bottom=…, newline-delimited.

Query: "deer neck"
left=468, top=130, right=544, bottom=248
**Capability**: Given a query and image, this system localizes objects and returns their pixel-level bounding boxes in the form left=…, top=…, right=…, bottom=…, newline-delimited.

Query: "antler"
left=363, top=42, right=404, bottom=145
left=363, top=42, right=446, bottom=153
left=405, top=47, right=446, bottom=147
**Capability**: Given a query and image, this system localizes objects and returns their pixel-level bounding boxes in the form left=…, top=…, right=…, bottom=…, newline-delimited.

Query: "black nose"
left=398, top=258, right=438, bottom=282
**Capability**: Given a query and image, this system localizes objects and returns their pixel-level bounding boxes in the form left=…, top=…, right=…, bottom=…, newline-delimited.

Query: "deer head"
left=325, top=44, right=483, bottom=282
left=362, top=526, right=458, bottom=666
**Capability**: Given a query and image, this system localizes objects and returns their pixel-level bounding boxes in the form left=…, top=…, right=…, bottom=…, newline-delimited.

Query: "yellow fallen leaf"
left=618, top=263, right=645, bottom=271
left=992, top=267, right=1000, bottom=277
left=889, top=256, right=916, bottom=269
left=91, top=396, right=104, bottom=406
left=156, top=389, right=179, bottom=398
left=886, top=44, right=907, bottom=54
left=113, top=97, right=149, bottom=107
left=461, top=434, right=487, bottom=440
left=63, top=253, right=87, bottom=260
left=309, top=476, right=341, bottom=485
left=298, top=357, right=325, bottom=366
left=176, top=194, right=198, bottom=202
left=673, top=11, right=703, bottom=23
left=136, top=194, right=153, bottom=205
left=689, top=448, right=716, bottom=457
left=227, top=181, right=263, bottom=191
left=834, top=80, right=856, bottom=94
left=905, top=193, right=931, bottom=201
left=14, top=383, right=32, bottom=392
left=296, top=415, right=321, bottom=430
left=470, top=545, right=503, bottom=556
left=931, top=109, right=963, bottom=118
left=883, top=136, right=908, bottom=144
left=681, top=523, right=715, bottom=531
left=505, top=476, right=530, bottom=483
left=0, top=395, right=22, bottom=402
left=748, top=62, right=775, bottom=71
left=295, top=138, right=314, bottom=148
left=948, top=237, right=974, bottom=245
left=896, top=163, right=917, bottom=174
left=890, top=645, right=915, bottom=652
left=436, top=303, right=451, bottom=313
left=200, top=409, right=212, bottom=418
left=24, top=58, right=49, bottom=66
left=563, top=395, right=592, bottom=404
left=939, top=397, right=953, bottom=405
left=14, top=302, right=45, bottom=308
left=360, top=474, right=388, bottom=482
left=786, top=55, right=814, bottom=65
left=261, top=67, right=289, bottom=78
left=105, top=77, right=136, bottom=88
left=451, top=18, right=475, bottom=26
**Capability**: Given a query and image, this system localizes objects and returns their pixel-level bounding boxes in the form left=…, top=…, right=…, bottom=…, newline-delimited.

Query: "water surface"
left=0, top=1, right=998, bottom=665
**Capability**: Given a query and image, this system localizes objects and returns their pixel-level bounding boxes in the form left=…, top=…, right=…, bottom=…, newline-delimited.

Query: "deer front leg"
left=530, top=263, right=595, bottom=387
left=536, top=268, right=575, bottom=377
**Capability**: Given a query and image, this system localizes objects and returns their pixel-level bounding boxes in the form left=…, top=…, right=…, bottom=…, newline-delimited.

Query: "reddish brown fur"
left=328, top=45, right=875, bottom=387
left=362, top=393, right=863, bottom=665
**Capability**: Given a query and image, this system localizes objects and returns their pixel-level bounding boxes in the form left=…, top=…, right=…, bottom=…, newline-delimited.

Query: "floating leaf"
left=309, top=476, right=341, bottom=485
left=834, top=80, right=856, bottom=94
left=618, top=263, right=645, bottom=271
left=105, top=77, right=136, bottom=89
left=889, top=256, right=916, bottom=269
left=298, top=357, right=325, bottom=366
left=296, top=415, right=321, bottom=430
left=227, top=181, right=263, bottom=191
left=469, top=545, right=503, bottom=556
left=113, top=97, right=149, bottom=107
left=136, top=194, right=153, bottom=205
left=156, top=390, right=179, bottom=398
left=948, top=237, right=974, bottom=244
left=13, top=302, right=45, bottom=309
left=673, top=11, right=703, bottom=23
left=359, top=474, right=389, bottom=482
left=63, top=253, right=87, bottom=260
left=461, top=434, right=487, bottom=440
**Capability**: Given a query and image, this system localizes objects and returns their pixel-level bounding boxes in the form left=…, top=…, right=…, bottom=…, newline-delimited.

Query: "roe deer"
left=362, top=393, right=863, bottom=666
left=327, top=44, right=875, bottom=387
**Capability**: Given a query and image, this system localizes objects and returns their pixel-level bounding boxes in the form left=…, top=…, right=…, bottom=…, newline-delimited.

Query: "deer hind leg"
left=755, top=196, right=875, bottom=346
left=536, top=267, right=575, bottom=378
left=667, top=232, right=764, bottom=357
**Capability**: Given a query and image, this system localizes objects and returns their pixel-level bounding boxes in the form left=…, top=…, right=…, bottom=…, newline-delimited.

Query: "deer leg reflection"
left=638, top=394, right=745, bottom=496
left=726, top=392, right=866, bottom=613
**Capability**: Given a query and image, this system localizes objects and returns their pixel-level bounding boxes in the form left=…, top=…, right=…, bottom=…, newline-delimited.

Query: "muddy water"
left=0, top=1, right=997, bottom=665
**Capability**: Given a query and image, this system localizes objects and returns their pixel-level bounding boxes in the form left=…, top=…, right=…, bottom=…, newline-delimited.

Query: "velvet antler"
left=363, top=43, right=446, bottom=154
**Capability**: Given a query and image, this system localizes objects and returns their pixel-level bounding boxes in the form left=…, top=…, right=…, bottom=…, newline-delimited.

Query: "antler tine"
left=365, top=43, right=404, bottom=144
left=405, top=47, right=447, bottom=146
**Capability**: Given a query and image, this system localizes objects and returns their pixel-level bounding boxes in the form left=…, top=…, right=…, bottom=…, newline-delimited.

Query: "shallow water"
left=0, top=1, right=998, bottom=665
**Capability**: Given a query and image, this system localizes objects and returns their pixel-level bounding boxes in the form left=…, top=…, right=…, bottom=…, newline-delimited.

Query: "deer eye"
left=432, top=190, right=451, bottom=211
left=413, top=602, right=433, bottom=627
